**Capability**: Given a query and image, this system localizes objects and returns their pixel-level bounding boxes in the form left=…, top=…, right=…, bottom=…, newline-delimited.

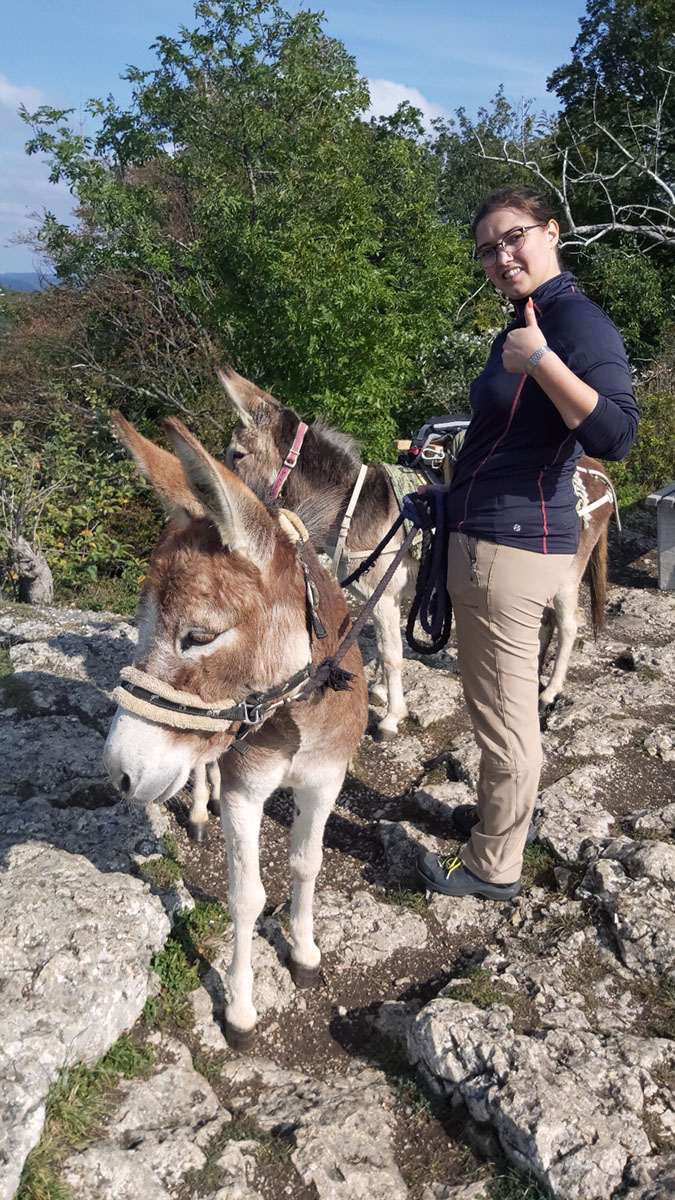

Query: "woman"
left=417, top=186, right=639, bottom=900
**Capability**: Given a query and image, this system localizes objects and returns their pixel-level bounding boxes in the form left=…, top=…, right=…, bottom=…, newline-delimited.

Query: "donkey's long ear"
left=216, top=366, right=278, bottom=427
left=111, top=411, right=204, bottom=521
left=163, top=416, right=271, bottom=564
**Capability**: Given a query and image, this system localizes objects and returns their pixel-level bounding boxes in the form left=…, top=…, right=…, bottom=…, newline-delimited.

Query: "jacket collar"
left=512, top=271, right=577, bottom=321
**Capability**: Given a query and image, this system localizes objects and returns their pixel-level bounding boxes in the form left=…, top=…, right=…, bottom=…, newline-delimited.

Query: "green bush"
left=607, top=388, right=675, bottom=508
left=0, top=400, right=161, bottom=611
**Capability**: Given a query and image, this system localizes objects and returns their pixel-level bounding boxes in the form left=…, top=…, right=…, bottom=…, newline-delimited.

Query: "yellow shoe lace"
left=438, top=855, right=462, bottom=879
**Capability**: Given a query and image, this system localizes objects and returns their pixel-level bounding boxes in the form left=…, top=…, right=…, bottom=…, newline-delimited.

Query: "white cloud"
left=365, top=79, right=449, bottom=131
left=0, top=74, right=43, bottom=114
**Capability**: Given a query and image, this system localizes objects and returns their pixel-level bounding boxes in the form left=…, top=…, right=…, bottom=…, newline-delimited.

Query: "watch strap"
left=526, top=344, right=551, bottom=374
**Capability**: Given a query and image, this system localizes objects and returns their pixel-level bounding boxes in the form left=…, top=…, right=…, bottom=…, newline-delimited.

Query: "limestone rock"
left=409, top=998, right=651, bottom=1200
left=0, top=843, right=169, bottom=1200
left=62, top=1038, right=229, bottom=1200
left=310, top=888, right=428, bottom=965
left=536, top=764, right=615, bottom=860
left=220, top=1057, right=407, bottom=1200
left=579, top=839, right=675, bottom=976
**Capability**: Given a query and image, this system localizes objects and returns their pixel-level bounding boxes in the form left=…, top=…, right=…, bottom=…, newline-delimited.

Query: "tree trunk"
left=13, top=536, right=54, bottom=604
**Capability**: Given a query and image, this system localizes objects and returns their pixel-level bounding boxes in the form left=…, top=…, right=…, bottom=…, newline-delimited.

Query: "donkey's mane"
left=310, top=419, right=362, bottom=474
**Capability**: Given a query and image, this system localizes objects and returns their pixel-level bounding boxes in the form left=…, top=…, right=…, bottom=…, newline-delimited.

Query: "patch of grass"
left=364, top=1033, right=431, bottom=1115
left=482, top=1165, right=551, bottom=1199
left=629, top=825, right=671, bottom=843
left=182, top=1115, right=294, bottom=1196
left=144, top=938, right=200, bottom=1028
left=16, top=1036, right=154, bottom=1200
left=380, top=886, right=430, bottom=916
left=635, top=664, right=663, bottom=681
left=562, top=944, right=608, bottom=1024
left=546, top=910, right=590, bottom=937
left=0, top=657, right=34, bottom=713
left=271, top=903, right=291, bottom=932
left=144, top=901, right=230, bottom=1029
left=443, top=968, right=507, bottom=1010
left=56, top=576, right=141, bottom=617
left=423, top=763, right=448, bottom=784
left=442, top=968, right=539, bottom=1035
left=139, top=855, right=183, bottom=889
left=175, top=901, right=230, bottom=957
left=192, top=1052, right=226, bottom=1088
left=520, top=844, right=558, bottom=890
left=162, top=833, right=181, bottom=860
left=642, top=1109, right=675, bottom=1155
left=633, top=974, right=675, bottom=1040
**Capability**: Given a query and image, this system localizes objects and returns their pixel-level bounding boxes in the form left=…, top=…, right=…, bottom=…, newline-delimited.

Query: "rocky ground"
left=1, top=507, right=674, bottom=1200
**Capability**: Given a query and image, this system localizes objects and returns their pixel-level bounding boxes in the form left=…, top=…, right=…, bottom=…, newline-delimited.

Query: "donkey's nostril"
left=119, top=773, right=132, bottom=796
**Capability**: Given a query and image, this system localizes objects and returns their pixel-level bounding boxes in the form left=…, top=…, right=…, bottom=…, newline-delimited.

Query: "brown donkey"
left=103, top=413, right=367, bottom=1048
left=218, top=366, right=617, bottom=724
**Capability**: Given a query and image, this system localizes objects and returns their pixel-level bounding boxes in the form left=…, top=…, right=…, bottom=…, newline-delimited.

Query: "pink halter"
left=269, top=421, right=309, bottom=501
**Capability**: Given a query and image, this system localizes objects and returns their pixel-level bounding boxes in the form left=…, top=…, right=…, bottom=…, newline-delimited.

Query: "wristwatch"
left=526, top=344, right=551, bottom=374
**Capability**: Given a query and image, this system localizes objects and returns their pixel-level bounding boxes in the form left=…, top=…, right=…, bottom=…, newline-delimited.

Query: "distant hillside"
left=0, top=272, right=56, bottom=293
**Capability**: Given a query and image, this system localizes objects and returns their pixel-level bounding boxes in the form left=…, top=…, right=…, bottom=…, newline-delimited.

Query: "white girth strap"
left=575, top=465, right=622, bottom=532
left=330, top=464, right=368, bottom=574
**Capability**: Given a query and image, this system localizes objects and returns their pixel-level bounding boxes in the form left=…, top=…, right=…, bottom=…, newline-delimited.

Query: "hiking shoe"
left=451, top=803, right=537, bottom=847
left=417, top=850, right=521, bottom=900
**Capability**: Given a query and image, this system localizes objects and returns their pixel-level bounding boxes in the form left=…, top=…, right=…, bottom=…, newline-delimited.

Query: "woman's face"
left=474, top=207, right=560, bottom=300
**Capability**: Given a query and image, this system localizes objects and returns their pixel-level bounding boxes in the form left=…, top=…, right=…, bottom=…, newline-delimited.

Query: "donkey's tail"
left=588, top=521, right=608, bottom=638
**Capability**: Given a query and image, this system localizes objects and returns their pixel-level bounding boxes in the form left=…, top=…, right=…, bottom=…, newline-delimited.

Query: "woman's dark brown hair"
left=471, top=187, right=558, bottom=239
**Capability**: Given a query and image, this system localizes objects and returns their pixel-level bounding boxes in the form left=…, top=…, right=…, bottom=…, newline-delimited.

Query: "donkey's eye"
left=180, top=630, right=217, bottom=651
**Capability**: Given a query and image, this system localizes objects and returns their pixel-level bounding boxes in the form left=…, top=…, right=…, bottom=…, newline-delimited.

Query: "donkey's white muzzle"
left=103, top=708, right=192, bottom=804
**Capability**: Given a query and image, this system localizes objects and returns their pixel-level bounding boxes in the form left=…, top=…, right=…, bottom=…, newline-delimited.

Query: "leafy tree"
left=548, top=0, right=675, bottom=117
left=19, top=0, right=473, bottom=458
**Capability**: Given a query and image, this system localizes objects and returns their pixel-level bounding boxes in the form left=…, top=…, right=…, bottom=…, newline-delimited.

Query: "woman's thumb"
left=525, top=297, right=538, bottom=325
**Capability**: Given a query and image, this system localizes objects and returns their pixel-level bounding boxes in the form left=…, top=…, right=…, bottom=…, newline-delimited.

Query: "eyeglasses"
left=474, top=225, right=545, bottom=267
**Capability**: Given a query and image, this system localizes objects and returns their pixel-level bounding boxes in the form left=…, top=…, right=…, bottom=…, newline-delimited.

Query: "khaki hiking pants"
left=447, top=533, right=575, bottom=885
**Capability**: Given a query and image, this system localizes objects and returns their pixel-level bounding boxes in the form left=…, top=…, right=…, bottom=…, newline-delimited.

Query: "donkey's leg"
left=368, top=662, right=388, bottom=708
left=207, top=759, right=221, bottom=815
left=187, top=763, right=210, bottom=843
left=371, top=590, right=408, bottom=740
left=218, top=781, right=271, bottom=1047
left=538, top=604, right=556, bottom=681
left=287, top=767, right=346, bottom=986
left=539, top=570, right=584, bottom=708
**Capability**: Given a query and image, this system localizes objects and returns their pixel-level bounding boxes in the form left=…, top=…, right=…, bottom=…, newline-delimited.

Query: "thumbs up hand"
left=502, top=298, right=548, bottom=375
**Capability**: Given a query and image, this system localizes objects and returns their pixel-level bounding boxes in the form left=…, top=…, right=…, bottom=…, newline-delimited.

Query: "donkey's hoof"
left=187, top=820, right=208, bottom=843
left=289, top=959, right=321, bottom=989
left=225, top=1022, right=256, bottom=1052
left=372, top=724, right=397, bottom=743
left=368, top=688, right=386, bottom=708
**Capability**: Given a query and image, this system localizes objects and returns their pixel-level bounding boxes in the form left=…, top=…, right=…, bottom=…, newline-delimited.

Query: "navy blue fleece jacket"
left=445, top=271, right=639, bottom=554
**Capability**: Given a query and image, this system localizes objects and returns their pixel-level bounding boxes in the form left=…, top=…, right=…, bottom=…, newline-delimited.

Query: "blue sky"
left=1, top=0, right=586, bottom=273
